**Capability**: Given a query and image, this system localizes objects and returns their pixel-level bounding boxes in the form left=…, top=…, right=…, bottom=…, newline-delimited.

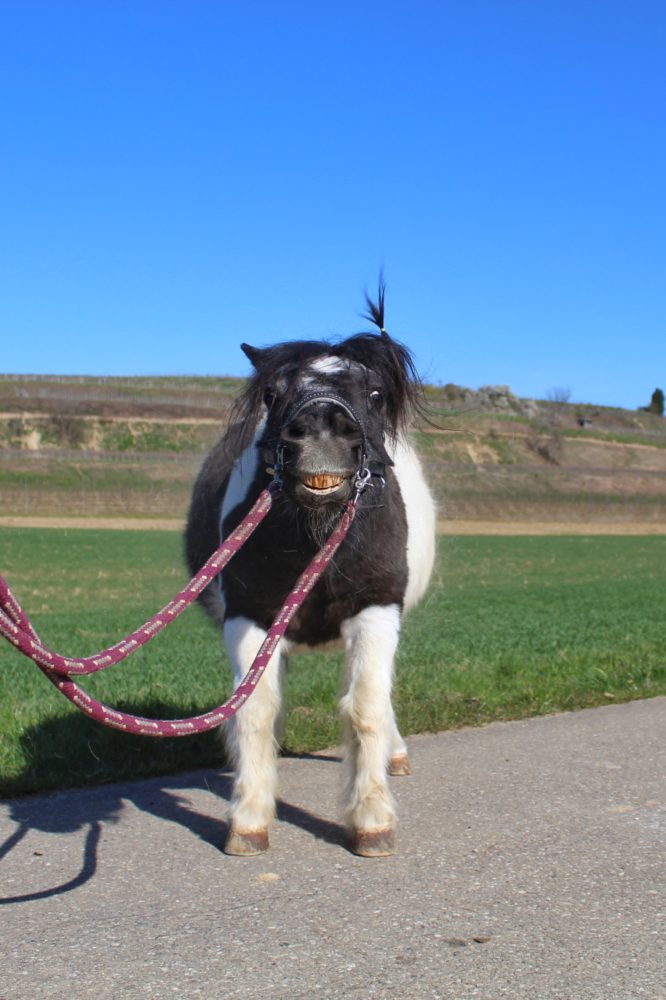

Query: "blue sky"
left=1, top=1, right=664, bottom=410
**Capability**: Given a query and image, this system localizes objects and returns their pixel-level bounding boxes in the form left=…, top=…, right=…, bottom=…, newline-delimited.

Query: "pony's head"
left=233, top=286, right=423, bottom=509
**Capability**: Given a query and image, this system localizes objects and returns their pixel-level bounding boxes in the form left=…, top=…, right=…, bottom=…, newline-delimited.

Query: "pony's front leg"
left=340, top=605, right=401, bottom=857
left=223, top=617, right=286, bottom=856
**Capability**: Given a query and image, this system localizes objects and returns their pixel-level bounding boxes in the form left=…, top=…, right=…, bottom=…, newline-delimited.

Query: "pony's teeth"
left=302, top=474, right=344, bottom=491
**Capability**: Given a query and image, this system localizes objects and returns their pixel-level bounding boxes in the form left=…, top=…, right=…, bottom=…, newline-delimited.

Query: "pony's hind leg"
left=223, top=617, right=285, bottom=856
left=340, top=605, right=401, bottom=857
left=388, top=710, right=412, bottom=776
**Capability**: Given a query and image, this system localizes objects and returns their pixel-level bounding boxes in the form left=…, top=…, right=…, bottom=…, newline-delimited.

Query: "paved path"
left=1, top=699, right=664, bottom=1000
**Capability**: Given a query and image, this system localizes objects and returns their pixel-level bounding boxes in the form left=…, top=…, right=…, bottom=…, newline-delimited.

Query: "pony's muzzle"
left=276, top=396, right=368, bottom=503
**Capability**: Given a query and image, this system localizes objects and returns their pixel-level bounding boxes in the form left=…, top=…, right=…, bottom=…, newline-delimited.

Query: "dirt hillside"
left=1, top=375, right=665, bottom=528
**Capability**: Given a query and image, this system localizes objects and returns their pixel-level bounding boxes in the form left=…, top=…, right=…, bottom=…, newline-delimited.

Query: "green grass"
left=1, top=528, right=665, bottom=797
left=396, top=535, right=666, bottom=731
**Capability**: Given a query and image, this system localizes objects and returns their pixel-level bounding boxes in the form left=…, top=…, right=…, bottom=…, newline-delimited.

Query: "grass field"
left=1, top=527, right=665, bottom=798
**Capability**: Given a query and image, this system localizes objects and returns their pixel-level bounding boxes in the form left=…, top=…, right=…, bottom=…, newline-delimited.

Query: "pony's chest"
left=221, top=514, right=408, bottom=645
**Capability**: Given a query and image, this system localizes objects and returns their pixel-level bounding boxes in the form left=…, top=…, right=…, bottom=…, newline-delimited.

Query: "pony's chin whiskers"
left=300, top=502, right=347, bottom=549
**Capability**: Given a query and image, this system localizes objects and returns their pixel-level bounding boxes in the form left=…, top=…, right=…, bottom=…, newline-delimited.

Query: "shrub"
left=639, top=388, right=664, bottom=416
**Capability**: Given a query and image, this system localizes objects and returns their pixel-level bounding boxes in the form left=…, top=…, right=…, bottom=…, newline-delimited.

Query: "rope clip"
left=353, top=467, right=373, bottom=500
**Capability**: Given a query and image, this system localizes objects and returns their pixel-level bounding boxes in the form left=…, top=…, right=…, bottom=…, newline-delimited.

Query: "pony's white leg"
left=340, top=604, right=401, bottom=857
left=223, top=616, right=286, bottom=856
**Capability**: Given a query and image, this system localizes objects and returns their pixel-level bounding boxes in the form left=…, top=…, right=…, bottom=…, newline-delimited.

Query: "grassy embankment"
left=2, top=373, right=666, bottom=524
left=1, top=526, right=664, bottom=797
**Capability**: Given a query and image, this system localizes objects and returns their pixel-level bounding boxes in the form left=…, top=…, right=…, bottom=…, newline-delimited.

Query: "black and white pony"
left=185, top=290, right=435, bottom=856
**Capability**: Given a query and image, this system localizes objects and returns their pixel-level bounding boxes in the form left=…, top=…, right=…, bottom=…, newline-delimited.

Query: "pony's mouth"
left=299, top=472, right=347, bottom=495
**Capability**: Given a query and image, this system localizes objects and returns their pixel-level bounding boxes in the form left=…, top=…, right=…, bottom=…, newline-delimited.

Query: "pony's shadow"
left=0, top=711, right=346, bottom=904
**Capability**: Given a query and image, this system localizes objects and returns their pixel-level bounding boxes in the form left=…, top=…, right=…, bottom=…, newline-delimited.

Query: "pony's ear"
left=240, top=343, right=265, bottom=369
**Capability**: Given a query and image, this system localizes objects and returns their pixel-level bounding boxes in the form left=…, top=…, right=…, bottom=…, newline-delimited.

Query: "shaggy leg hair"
left=223, top=617, right=286, bottom=855
left=339, top=604, right=401, bottom=857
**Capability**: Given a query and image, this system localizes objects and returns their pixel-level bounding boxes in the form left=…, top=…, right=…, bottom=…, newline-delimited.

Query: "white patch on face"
left=308, top=356, right=347, bottom=376
left=300, top=356, right=368, bottom=389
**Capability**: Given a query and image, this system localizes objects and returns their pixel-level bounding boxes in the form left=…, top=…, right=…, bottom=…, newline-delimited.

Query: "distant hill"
left=1, top=374, right=665, bottom=526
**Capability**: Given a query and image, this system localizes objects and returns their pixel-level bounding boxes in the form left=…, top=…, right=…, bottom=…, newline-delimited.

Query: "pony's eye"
left=263, top=388, right=276, bottom=408
left=369, top=389, right=384, bottom=405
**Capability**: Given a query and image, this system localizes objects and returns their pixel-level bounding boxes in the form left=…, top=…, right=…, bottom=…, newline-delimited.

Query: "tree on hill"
left=644, top=388, right=664, bottom=416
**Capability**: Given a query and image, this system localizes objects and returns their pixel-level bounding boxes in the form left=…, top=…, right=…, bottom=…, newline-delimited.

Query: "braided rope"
left=0, top=487, right=277, bottom=677
left=0, top=486, right=358, bottom=736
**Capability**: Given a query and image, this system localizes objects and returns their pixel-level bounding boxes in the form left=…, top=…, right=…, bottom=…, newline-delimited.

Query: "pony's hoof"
left=224, top=827, right=270, bottom=856
left=350, top=827, right=395, bottom=857
left=388, top=752, right=412, bottom=776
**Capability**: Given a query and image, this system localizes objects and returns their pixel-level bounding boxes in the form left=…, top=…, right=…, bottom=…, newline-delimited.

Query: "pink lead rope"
left=0, top=484, right=358, bottom=737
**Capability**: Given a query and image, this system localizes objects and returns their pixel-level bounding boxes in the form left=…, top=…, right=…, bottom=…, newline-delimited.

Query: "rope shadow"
left=0, top=706, right=227, bottom=905
left=0, top=821, right=101, bottom=905
left=0, top=775, right=232, bottom=906
left=0, top=759, right=125, bottom=906
left=1, top=721, right=349, bottom=903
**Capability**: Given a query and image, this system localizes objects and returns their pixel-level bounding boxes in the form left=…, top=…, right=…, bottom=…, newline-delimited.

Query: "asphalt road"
left=1, top=698, right=664, bottom=1000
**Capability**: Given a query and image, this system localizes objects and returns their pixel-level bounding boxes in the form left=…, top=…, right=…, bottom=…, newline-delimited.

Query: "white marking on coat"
left=392, top=434, right=437, bottom=611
